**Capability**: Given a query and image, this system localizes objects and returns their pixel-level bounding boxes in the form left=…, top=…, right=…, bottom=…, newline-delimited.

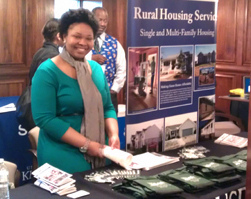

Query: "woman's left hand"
left=108, top=135, right=120, bottom=149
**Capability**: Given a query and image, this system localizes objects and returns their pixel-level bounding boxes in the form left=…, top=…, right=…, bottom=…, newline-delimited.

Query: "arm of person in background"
left=85, top=49, right=107, bottom=65
left=29, top=48, right=59, bottom=82
left=110, top=41, right=126, bottom=93
left=92, top=54, right=107, bottom=65
left=31, top=60, right=103, bottom=158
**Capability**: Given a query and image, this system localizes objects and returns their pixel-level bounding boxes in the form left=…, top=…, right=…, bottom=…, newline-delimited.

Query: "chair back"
left=29, top=126, right=39, bottom=149
left=28, top=126, right=40, bottom=171
left=215, top=112, right=245, bottom=137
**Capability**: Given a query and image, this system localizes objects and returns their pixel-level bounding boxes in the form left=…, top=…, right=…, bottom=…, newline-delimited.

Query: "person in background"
left=150, top=56, right=156, bottom=94
left=16, top=18, right=64, bottom=132
left=31, top=8, right=120, bottom=173
left=86, top=7, right=126, bottom=114
left=132, top=61, right=140, bottom=86
left=29, top=18, right=64, bottom=82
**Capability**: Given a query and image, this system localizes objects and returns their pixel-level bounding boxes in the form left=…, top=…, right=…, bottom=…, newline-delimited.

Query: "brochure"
left=128, top=152, right=179, bottom=170
left=32, top=163, right=77, bottom=196
left=214, top=133, right=248, bottom=148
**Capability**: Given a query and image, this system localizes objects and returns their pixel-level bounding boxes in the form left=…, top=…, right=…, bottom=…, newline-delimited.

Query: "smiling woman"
left=63, top=23, right=95, bottom=60
left=31, top=8, right=120, bottom=173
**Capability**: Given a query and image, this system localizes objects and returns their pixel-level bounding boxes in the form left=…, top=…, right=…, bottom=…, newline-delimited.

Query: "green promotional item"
left=217, top=153, right=247, bottom=173
left=210, top=151, right=247, bottom=173
left=159, top=168, right=215, bottom=193
left=194, top=170, right=241, bottom=187
left=113, top=176, right=183, bottom=199
left=184, top=157, right=236, bottom=178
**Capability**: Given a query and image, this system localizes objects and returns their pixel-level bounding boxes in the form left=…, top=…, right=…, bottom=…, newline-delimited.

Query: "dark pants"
left=151, top=73, right=155, bottom=91
left=110, top=92, right=118, bottom=114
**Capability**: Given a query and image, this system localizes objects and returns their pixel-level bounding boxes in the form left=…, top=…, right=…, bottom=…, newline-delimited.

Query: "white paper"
left=214, top=133, right=248, bottom=148
left=101, top=146, right=133, bottom=169
left=128, top=152, right=179, bottom=170
left=0, top=103, right=16, bottom=113
left=67, top=190, right=90, bottom=198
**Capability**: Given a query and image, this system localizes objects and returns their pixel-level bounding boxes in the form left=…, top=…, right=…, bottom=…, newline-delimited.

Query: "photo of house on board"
left=194, top=44, right=216, bottom=90
left=127, top=47, right=159, bottom=114
left=198, top=95, right=215, bottom=141
left=160, top=45, right=193, bottom=82
left=163, top=112, right=197, bottom=151
left=126, top=118, right=164, bottom=155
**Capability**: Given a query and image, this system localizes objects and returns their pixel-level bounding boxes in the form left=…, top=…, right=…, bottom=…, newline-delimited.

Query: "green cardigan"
left=31, top=59, right=116, bottom=173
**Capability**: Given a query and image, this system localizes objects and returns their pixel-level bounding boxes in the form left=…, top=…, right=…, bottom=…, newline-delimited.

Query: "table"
left=10, top=132, right=247, bottom=199
left=219, top=95, right=249, bottom=103
left=0, top=96, right=32, bottom=185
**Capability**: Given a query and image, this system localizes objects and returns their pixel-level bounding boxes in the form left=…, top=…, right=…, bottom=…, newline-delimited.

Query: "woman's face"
left=63, top=23, right=94, bottom=60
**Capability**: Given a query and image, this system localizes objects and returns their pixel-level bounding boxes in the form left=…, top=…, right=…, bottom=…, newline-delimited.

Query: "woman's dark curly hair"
left=59, top=8, right=99, bottom=39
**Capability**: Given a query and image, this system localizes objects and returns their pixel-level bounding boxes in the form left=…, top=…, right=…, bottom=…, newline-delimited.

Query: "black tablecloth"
left=10, top=132, right=247, bottom=199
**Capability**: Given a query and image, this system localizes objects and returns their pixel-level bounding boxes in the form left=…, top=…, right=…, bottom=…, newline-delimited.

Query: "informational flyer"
left=126, top=0, right=217, bottom=153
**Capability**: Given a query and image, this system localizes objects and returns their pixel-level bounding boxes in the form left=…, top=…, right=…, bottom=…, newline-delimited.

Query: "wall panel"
left=0, top=0, right=24, bottom=64
left=103, top=0, right=127, bottom=104
left=243, top=0, right=251, bottom=65
left=216, top=0, right=251, bottom=113
left=0, top=0, right=54, bottom=97
left=216, top=0, right=237, bottom=64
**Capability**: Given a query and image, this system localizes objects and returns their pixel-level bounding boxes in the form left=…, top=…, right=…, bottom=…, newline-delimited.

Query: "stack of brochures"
left=214, top=133, right=248, bottom=148
left=128, top=152, right=180, bottom=170
left=32, top=163, right=76, bottom=196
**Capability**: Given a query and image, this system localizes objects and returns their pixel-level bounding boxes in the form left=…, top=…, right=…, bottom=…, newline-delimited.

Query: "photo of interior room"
left=127, top=47, right=158, bottom=113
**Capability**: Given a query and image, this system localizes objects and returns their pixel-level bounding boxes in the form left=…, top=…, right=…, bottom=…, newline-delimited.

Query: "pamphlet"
left=32, top=163, right=77, bottom=196
left=214, top=133, right=248, bottom=148
left=0, top=103, right=16, bottom=113
left=128, top=152, right=180, bottom=170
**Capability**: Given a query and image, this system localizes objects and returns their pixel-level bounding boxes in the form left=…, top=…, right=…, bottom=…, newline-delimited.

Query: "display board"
left=126, top=0, right=217, bottom=154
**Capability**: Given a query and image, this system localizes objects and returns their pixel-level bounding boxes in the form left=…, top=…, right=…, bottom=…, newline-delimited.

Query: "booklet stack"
left=128, top=152, right=180, bottom=170
left=32, top=163, right=76, bottom=196
left=214, top=133, right=248, bottom=148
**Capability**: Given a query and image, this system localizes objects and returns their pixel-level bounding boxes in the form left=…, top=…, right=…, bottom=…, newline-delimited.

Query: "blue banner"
left=0, top=97, right=32, bottom=185
left=126, top=0, right=217, bottom=154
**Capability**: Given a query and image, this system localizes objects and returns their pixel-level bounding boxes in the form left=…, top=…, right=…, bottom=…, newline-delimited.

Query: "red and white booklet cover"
left=214, top=133, right=248, bottom=148
left=32, top=163, right=76, bottom=196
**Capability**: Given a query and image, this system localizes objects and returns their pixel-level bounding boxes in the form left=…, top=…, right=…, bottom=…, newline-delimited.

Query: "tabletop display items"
left=178, top=146, right=210, bottom=159
left=205, top=150, right=247, bottom=174
left=214, top=133, right=248, bottom=148
left=183, top=157, right=242, bottom=187
left=32, top=163, right=77, bottom=196
left=128, top=152, right=179, bottom=170
left=85, top=169, right=141, bottom=184
left=158, top=167, right=215, bottom=193
left=0, top=159, right=10, bottom=199
left=102, top=146, right=180, bottom=171
left=112, top=176, right=183, bottom=199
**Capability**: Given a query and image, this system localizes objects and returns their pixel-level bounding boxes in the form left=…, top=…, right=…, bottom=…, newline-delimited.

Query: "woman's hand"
left=87, top=141, right=104, bottom=158
left=108, top=135, right=120, bottom=149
